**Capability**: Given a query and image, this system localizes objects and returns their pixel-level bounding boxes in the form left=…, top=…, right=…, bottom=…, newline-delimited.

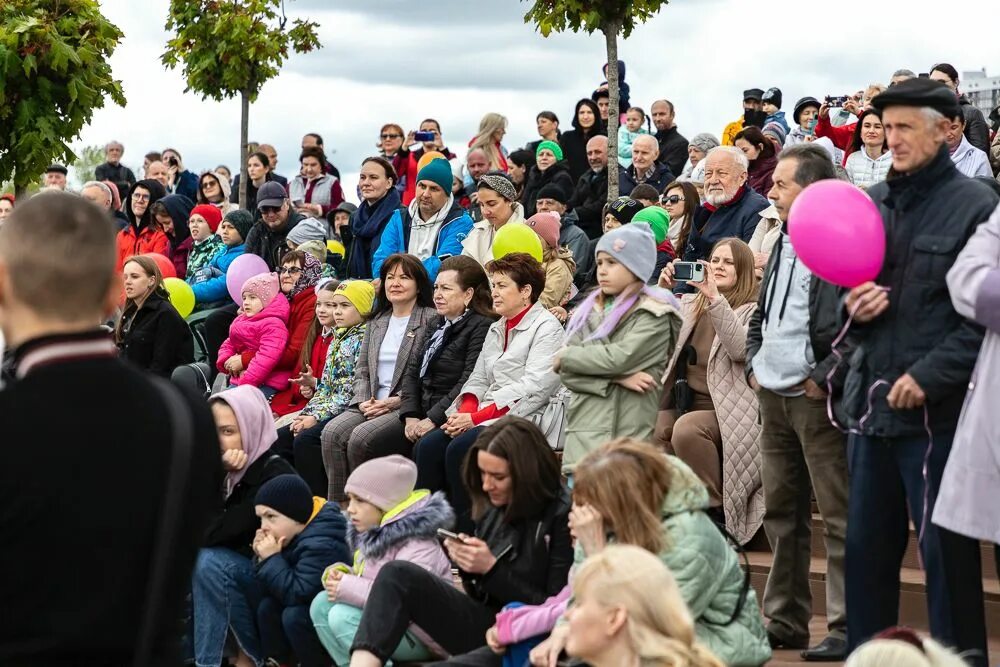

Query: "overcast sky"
left=78, top=0, right=998, bottom=199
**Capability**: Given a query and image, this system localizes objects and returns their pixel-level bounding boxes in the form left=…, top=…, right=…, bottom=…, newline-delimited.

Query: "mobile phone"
left=805, top=118, right=818, bottom=136
left=673, top=261, right=705, bottom=283
left=292, top=198, right=304, bottom=207
left=825, top=95, right=850, bottom=107
left=437, top=528, right=463, bottom=541
left=414, top=131, right=436, bottom=142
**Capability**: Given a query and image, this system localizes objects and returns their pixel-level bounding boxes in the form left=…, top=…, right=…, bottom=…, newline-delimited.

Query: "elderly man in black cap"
left=842, top=78, right=999, bottom=664
left=44, top=164, right=68, bottom=191
left=723, top=88, right=765, bottom=146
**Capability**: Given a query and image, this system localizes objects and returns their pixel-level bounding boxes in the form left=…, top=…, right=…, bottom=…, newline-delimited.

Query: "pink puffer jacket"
left=217, top=294, right=291, bottom=390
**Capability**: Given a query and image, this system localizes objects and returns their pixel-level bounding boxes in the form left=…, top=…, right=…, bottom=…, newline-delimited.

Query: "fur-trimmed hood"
left=347, top=490, right=454, bottom=563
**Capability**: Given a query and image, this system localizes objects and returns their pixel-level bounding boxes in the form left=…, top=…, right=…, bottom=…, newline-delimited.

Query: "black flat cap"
left=46, top=164, right=68, bottom=175
left=871, top=78, right=960, bottom=118
left=743, top=88, right=765, bottom=102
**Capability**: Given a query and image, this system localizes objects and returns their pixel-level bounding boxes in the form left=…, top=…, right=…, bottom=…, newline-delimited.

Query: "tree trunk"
left=14, top=184, right=26, bottom=200
left=604, top=22, right=621, bottom=201
left=238, top=89, right=249, bottom=210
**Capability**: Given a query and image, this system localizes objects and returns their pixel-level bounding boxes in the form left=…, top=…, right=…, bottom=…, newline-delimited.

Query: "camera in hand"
left=673, top=261, right=705, bottom=283
left=414, top=131, right=436, bottom=142
left=825, top=95, right=850, bottom=107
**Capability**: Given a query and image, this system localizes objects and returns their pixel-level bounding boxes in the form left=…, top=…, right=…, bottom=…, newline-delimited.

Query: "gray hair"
left=891, top=69, right=915, bottom=79
left=689, top=133, right=721, bottom=153
left=104, top=140, right=123, bottom=151
left=706, top=145, right=749, bottom=172
left=82, top=180, right=113, bottom=203
left=632, top=134, right=659, bottom=154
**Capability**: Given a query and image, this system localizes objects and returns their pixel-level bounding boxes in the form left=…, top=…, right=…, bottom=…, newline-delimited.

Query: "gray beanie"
left=287, top=216, right=328, bottom=246
left=689, top=133, right=721, bottom=153
left=595, top=222, right=656, bottom=283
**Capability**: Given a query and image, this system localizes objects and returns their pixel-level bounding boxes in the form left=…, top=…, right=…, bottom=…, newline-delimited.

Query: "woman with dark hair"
left=321, top=253, right=436, bottom=501
left=561, top=99, right=607, bottom=182
left=289, top=145, right=345, bottom=219
left=150, top=193, right=194, bottom=278
left=734, top=126, right=778, bottom=195
left=117, top=179, right=168, bottom=272
left=229, top=151, right=275, bottom=212
left=506, top=149, right=535, bottom=202
left=525, top=110, right=562, bottom=156
left=197, top=170, right=235, bottom=216
left=660, top=180, right=700, bottom=252
left=115, top=255, right=193, bottom=376
left=929, top=62, right=990, bottom=152
left=844, top=109, right=892, bottom=189
left=347, top=157, right=402, bottom=279
left=414, top=252, right=564, bottom=533
left=348, top=417, right=573, bottom=667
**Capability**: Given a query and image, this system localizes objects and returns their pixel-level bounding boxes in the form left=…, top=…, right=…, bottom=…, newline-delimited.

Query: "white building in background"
left=963, top=69, right=1000, bottom=118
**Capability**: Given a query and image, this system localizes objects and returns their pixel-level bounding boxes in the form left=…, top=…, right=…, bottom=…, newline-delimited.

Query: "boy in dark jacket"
left=253, top=474, right=349, bottom=666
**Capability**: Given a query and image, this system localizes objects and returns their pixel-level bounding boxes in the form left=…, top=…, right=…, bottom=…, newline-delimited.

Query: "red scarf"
left=702, top=185, right=746, bottom=213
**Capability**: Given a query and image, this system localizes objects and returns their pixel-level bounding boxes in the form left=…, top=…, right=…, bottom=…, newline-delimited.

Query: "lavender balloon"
left=226, top=253, right=269, bottom=303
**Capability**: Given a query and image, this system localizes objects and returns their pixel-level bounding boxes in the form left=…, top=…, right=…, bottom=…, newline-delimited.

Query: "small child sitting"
left=190, top=209, right=249, bottom=307
left=253, top=474, right=349, bottom=666
left=185, top=204, right=225, bottom=281
left=617, top=106, right=651, bottom=168
left=527, top=212, right=576, bottom=310
left=217, top=272, right=290, bottom=398
left=310, top=455, right=455, bottom=665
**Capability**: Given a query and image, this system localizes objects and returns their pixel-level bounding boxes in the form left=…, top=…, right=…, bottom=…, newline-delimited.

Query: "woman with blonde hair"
left=468, top=112, right=510, bottom=173
left=845, top=627, right=969, bottom=667
left=565, top=544, right=723, bottom=667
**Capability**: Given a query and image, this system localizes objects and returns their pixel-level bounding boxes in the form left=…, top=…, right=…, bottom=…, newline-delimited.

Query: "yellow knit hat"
left=336, top=280, right=375, bottom=317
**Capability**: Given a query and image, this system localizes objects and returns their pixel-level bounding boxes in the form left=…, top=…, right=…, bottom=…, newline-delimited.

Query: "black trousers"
left=204, top=303, right=238, bottom=380
left=257, top=596, right=332, bottom=667
left=272, top=420, right=331, bottom=497
left=351, top=561, right=495, bottom=662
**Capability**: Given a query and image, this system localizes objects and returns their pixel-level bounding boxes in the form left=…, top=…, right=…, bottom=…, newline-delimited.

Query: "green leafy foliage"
left=72, top=144, right=105, bottom=185
left=0, top=0, right=126, bottom=194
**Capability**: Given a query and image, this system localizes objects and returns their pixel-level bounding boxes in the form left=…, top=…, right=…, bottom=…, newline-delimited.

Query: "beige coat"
left=460, top=203, right=526, bottom=266
left=660, top=294, right=763, bottom=545
left=540, top=247, right=577, bottom=309
left=748, top=203, right=781, bottom=256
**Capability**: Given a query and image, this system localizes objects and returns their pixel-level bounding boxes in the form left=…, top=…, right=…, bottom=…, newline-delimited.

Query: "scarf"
left=289, top=252, right=323, bottom=299
left=407, top=194, right=455, bottom=260
left=185, top=235, right=225, bottom=281
left=349, top=189, right=402, bottom=278
left=566, top=284, right=679, bottom=343
left=420, top=310, right=467, bottom=377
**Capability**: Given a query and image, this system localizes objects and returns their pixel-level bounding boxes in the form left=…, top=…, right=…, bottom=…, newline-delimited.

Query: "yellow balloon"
left=491, top=223, right=544, bottom=263
left=326, top=239, right=345, bottom=257
left=417, top=151, right=447, bottom=171
left=163, top=277, right=196, bottom=319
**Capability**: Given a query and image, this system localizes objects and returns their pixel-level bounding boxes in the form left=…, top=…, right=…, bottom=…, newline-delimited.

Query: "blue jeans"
left=190, top=547, right=264, bottom=667
left=413, top=426, right=484, bottom=534
left=845, top=430, right=986, bottom=663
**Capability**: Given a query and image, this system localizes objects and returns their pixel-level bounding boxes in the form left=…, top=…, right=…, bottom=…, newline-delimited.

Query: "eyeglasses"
left=131, top=193, right=150, bottom=202
left=260, top=206, right=281, bottom=215
left=380, top=133, right=402, bottom=140
left=280, top=267, right=303, bottom=276
left=660, top=195, right=684, bottom=205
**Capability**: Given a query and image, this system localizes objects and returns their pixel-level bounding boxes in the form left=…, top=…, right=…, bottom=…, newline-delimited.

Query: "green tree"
left=162, top=0, right=321, bottom=209
left=72, top=144, right=105, bottom=186
left=0, top=0, right=126, bottom=198
left=523, top=0, right=668, bottom=200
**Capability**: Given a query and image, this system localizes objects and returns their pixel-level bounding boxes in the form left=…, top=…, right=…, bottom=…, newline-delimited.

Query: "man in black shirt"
left=95, top=140, right=137, bottom=203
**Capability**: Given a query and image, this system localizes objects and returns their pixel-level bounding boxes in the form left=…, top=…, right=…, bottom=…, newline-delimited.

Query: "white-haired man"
left=81, top=180, right=128, bottom=231
left=619, top=134, right=674, bottom=196
left=95, top=140, right=136, bottom=202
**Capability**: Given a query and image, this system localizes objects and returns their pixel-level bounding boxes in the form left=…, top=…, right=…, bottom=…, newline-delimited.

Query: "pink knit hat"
left=526, top=211, right=561, bottom=250
left=344, top=455, right=417, bottom=511
left=241, top=272, right=280, bottom=306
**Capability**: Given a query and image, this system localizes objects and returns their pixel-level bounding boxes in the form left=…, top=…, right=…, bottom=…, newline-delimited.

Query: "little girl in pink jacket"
left=217, top=272, right=291, bottom=396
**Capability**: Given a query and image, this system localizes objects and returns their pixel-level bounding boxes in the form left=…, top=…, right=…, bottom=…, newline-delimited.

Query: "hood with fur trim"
left=347, top=490, right=454, bottom=563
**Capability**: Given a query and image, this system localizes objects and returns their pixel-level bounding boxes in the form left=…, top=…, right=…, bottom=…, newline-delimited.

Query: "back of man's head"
left=779, top=144, right=837, bottom=187
left=0, top=192, right=117, bottom=324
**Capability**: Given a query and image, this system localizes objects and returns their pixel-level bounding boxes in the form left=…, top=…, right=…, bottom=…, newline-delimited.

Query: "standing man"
left=747, top=144, right=852, bottom=662
left=568, top=135, right=609, bottom=240
left=0, top=193, right=220, bottom=664
left=95, top=140, right=136, bottom=202
left=723, top=88, right=765, bottom=145
left=651, top=99, right=689, bottom=176
left=842, top=78, right=998, bottom=663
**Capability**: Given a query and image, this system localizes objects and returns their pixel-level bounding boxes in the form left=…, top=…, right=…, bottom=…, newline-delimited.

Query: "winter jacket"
left=205, top=454, right=296, bottom=557
left=457, top=302, right=565, bottom=423
left=244, top=209, right=306, bottom=271
left=619, top=162, right=675, bottom=197
left=559, top=291, right=682, bottom=472
left=269, top=289, right=318, bottom=378
left=399, top=312, right=495, bottom=427
left=842, top=146, right=997, bottom=437
left=372, top=200, right=474, bottom=280
left=463, top=486, right=574, bottom=611
left=271, top=329, right=334, bottom=418
left=682, top=188, right=769, bottom=264
left=722, top=118, right=743, bottom=147
left=302, top=323, right=366, bottom=422
left=748, top=204, right=782, bottom=259
left=185, top=235, right=225, bottom=282
left=231, top=172, right=283, bottom=212
left=569, top=168, right=608, bottom=240
left=934, top=203, right=1000, bottom=543
left=190, top=243, right=244, bottom=305
left=403, top=147, right=458, bottom=205
left=815, top=116, right=856, bottom=163
left=655, top=126, right=690, bottom=177
left=353, top=307, right=438, bottom=405
left=558, top=210, right=593, bottom=282
left=617, top=126, right=650, bottom=168
left=661, top=295, right=763, bottom=545
left=522, top=162, right=575, bottom=218
left=171, top=169, right=199, bottom=202
left=764, top=110, right=790, bottom=135
left=461, top=204, right=527, bottom=267
left=959, top=94, right=990, bottom=153
left=288, top=173, right=345, bottom=217
left=747, top=154, right=777, bottom=196
left=255, top=500, right=350, bottom=607
left=168, top=236, right=193, bottom=278
left=950, top=135, right=992, bottom=178
left=845, top=149, right=893, bottom=189
left=117, top=291, right=194, bottom=377
left=217, top=294, right=291, bottom=391
left=95, top=161, right=136, bottom=202
left=117, top=179, right=168, bottom=271
left=159, top=193, right=195, bottom=278
left=540, top=247, right=577, bottom=309
left=598, top=60, right=631, bottom=115
left=561, top=127, right=606, bottom=183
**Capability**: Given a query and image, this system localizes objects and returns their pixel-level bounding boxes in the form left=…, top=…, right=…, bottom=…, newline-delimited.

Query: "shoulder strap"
left=134, top=377, right=194, bottom=666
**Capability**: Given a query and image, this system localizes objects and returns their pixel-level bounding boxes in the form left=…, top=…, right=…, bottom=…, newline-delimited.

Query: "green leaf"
left=22, top=53, right=36, bottom=76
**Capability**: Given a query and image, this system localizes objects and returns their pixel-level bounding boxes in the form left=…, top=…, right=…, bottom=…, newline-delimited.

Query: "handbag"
left=671, top=345, right=697, bottom=415
left=529, top=386, right=571, bottom=452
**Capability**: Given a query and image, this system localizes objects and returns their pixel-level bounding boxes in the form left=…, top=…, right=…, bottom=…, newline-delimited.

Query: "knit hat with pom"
left=241, top=272, right=280, bottom=307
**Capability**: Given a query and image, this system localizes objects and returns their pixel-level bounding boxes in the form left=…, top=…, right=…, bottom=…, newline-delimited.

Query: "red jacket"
left=270, top=327, right=333, bottom=417
left=815, top=116, right=856, bottom=164
left=116, top=225, right=169, bottom=272
left=240, top=289, right=317, bottom=376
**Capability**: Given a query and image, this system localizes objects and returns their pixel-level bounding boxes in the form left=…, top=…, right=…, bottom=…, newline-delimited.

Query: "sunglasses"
left=280, top=267, right=303, bottom=276
left=380, top=133, right=402, bottom=140
left=260, top=206, right=281, bottom=215
left=660, top=195, right=684, bottom=205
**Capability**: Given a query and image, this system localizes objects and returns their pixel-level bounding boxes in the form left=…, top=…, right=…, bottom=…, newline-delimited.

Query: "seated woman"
left=289, top=145, right=345, bottom=220
left=115, top=255, right=193, bottom=377
left=188, top=385, right=297, bottom=667
left=413, top=252, right=564, bottom=533
left=660, top=180, right=699, bottom=252
left=520, top=141, right=575, bottom=218
left=117, top=179, right=168, bottom=272
left=654, top=238, right=763, bottom=545
left=526, top=439, right=771, bottom=667
left=844, top=109, right=891, bottom=190
left=230, top=151, right=277, bottom=213
left=150, top=193, right=194, bottom=278
left=461, top=174, right=526, bottom=267
left=190, top=209, right=250, bottom=308
left=734, top=126, right=778, bottom=196
left=346, top=157, right=402, bottom=279
left=348, top=417, right=573, bottom=666
left=197, top=169, right=235, bottom=216
left=321, top=253, right=436, bottom=501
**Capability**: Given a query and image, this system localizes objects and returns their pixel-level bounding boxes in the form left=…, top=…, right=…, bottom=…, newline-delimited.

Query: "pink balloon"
left=226, top=253, right=269, bottom=303
left=788, top=180, right=885, bottom=288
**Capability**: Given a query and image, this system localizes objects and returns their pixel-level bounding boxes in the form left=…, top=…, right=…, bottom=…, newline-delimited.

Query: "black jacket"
left=655, top=126, right=690, bottom=177
left=245, top=209, right=306, bottom=270
left=619, top=161, right=675, bottom=197
left=230, top=172, right=288, bottom=211
left=561, top=128, right=605, bottom=183
left=569, top=167, right=608, bottom=240
left=463, top=487, right=573, bottom=612
left=95, top=161, right=136, bottom=202
left=399, top=312, right=495, bottom=426
left=842, top=147, right=997, bottom=437
left=0, top=330, right=221, bottom=666
left=747, top=232, right=859, bottom=422
left=117, top=292, right=194, bottom=377
left=521, top=161, right=575, bottom=218
left=204, top=454, right=296, bottom=557
left=959, top=94, right=990, bottom=153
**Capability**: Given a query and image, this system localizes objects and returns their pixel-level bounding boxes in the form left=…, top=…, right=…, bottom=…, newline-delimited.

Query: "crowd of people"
left=3, top=59, right=1000, bottom=667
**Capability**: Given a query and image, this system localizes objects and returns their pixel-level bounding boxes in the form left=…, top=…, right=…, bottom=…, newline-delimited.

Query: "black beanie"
left=536, top=183, right=570, bottom=204
left=255, top=474, right=313, bottom=524
left=606, top=196, right=642, bottom=223
left=224, top=209, right=254, bottom=242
